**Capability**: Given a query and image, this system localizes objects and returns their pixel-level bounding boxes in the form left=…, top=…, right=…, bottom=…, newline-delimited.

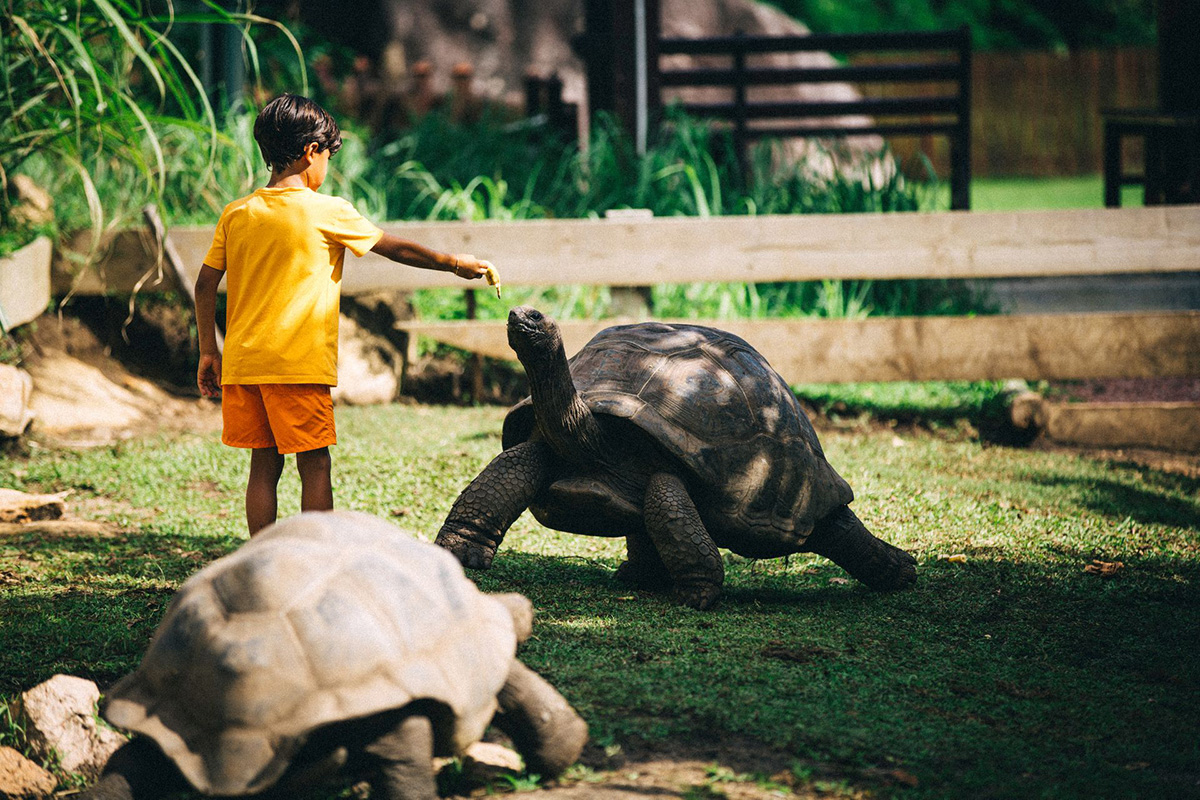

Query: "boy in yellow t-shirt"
left=194, top=93, right=495, bottom=535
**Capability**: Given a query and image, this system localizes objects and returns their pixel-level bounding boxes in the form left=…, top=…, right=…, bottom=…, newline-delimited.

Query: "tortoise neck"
left=526, top=341, right=607, bottom=462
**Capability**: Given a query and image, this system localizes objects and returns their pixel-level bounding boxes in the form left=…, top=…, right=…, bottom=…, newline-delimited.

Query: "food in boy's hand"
left=484, top=262, right=502, bottom=298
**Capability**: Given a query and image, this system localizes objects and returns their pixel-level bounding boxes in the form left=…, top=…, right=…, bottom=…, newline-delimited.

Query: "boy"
left=195, top=93, right=496, bottom=535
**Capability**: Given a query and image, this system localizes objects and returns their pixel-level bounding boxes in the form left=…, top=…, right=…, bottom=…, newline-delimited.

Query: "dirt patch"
left=14, top=312, right=220, bottom=448
left=452, top=735, right=895, bottom=799
left=1045, top=377, right=1200, bottom=404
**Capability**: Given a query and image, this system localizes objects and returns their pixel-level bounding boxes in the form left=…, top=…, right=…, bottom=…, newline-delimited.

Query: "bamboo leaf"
left=91, top=0, right=167, bottom=99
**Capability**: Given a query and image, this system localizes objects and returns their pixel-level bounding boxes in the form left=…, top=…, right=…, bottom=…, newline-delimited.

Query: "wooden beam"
left=57, top=206, right=1200, bottom=295
left=396, top=311, right=1200, bottom=384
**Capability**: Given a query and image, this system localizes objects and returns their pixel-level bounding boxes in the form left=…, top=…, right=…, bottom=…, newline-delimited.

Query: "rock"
left=18, top=676, right=126, bottom=779
left=0, top=489, right=65, bottom=524
left=9, top=175, right=54, bottom=228
left=460, top=741, right=523, bottom=781
left=25, top=355, right=151, bottom=433
left=332, top=314, right=401, bottom=405
left=1009, top=391, right=1047, bottom=434
left=0, top=365, right=34, bottom=438
left=20, top=313, right=220, bottom=447
left=369, top=0, right=882, bottom=167
left=0, top=746, right=57, bottom=799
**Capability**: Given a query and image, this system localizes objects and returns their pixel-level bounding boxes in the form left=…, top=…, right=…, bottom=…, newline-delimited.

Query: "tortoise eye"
left=529, top=310, right=543, bottom=321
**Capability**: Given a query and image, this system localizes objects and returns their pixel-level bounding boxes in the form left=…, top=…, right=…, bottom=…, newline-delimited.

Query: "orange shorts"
left=221, top=384, right=336, bottom=455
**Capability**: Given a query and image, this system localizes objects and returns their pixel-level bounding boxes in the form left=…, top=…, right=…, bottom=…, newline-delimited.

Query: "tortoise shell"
left=103, top=511, right=516, bottom=795
left=502, top=322, right=854, bottom=554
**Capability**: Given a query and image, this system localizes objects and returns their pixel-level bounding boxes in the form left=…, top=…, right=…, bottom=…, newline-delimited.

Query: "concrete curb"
left=1011, top=392, right=1200, bottom=453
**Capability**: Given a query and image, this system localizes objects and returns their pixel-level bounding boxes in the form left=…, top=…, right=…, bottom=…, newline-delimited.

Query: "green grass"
left=938, top=174, right=1146, bottom=212
left=2, top=405, right=1198, bottom=798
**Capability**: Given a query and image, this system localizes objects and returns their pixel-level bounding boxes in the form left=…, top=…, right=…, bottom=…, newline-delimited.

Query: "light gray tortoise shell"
left=103, top=511, right=516, bottom=795
left=503, top=322, right=855, bottom=552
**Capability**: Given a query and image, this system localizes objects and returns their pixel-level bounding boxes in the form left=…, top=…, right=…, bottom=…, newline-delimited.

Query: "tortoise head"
left=490, top=592, right=534, bottom=643
left=507, top=306, right=562, bottom=369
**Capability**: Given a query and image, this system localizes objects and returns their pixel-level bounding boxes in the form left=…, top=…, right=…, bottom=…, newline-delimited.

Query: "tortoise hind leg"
left=803, top=506, right=916, bottom=590
left=614, top=528, right=672, bottom=593
left=643, top=472, right=724, bottom=610
left=363, top=713, right=437, bottom=800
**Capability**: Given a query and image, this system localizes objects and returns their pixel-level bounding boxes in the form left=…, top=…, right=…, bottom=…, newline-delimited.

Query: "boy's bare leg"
left=247, top=447, right=285, bottom=535
left=296, top=446, right=333, bottom=513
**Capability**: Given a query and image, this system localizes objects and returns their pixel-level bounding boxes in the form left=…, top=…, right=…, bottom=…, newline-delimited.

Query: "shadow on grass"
left=1023, top=470, right=1200, bottom=528
left=0, top=528, right=240, bottom=691
left=467, top=549, right=1200, bottom=796
left=4, top=529, right=1199, bottom=797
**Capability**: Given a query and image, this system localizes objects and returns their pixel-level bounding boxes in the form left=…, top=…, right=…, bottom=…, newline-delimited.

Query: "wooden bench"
left=658, top=28, right=972, bottom=209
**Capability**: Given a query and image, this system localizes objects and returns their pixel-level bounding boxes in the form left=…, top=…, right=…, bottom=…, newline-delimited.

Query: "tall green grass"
left=0, top=0, right=303, bottom=248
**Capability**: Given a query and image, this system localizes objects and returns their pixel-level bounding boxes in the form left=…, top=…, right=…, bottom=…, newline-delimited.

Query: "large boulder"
left=20, top=313, right=218, bottom=447
left=332, top=313, right=401, bottom=405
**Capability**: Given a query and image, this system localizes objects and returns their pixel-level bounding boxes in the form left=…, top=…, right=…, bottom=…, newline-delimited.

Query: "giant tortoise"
left=436, top=306, right=916, bottom=609
left=80, top=511, right=587, bottom=799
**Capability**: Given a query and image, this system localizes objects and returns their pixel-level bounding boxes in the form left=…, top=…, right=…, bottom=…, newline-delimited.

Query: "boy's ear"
left=302, top=141, right=321, bottom=161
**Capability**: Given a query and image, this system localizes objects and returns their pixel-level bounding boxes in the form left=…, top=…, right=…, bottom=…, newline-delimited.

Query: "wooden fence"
left=56, top=206, right=1200, bottom=388
left=659, top=28, right=973, bottom=208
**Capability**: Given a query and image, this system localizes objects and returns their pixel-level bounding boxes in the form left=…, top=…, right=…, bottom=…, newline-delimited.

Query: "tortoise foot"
left=672, top=581, right=722, bottom=611
left=434, top=530, right=496, bottom=570
left=857, top=542, right=917, bottom=591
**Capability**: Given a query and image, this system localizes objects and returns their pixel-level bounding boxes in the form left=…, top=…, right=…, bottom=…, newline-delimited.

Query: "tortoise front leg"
left=803, top=506, right=917, bottom=591
left=643, top=472, right=724, bottom=610
left=492, top=660, right=588, bottom=779
left=363, top=713, right=437, bottom=800
left=436, top=441, right=551, bottom=569
left=77, top=738, right=188, bottom=800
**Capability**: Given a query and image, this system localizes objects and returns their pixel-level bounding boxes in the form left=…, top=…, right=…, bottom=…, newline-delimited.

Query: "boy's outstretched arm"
left=194, top=265, right=223, bottom=398
left=370, top=233, right=499, bottom=295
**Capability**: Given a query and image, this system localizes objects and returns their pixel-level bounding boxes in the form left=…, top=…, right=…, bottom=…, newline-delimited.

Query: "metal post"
left=1103, top=122, right=1122, bottom=208
left=950, top=25, right=972, bottom=211
left=733, top=31, right=748, bottom=179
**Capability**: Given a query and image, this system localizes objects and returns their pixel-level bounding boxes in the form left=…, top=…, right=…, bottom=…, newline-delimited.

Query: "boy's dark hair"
left=253, top=93, right=342, bottom=172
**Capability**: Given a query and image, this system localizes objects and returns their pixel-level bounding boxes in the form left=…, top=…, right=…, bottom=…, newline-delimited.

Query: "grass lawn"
left=1, top=404, right=1197, bottom=798
left=933, top=174, right=1145, bottom=211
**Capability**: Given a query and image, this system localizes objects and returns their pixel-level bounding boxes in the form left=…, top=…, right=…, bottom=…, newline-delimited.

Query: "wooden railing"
left=658, top=28, right=972, bottom=209
left=55, top=206, right=1200, bottom=387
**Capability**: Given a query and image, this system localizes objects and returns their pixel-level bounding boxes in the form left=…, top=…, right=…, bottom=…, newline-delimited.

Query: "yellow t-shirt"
left=203, top=187, right=384, bottom=385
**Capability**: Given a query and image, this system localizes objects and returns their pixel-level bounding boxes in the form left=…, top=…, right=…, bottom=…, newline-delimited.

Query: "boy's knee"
left=296, top=446, right=331, bottom=472
left=250, top=447, right=285, bottom=477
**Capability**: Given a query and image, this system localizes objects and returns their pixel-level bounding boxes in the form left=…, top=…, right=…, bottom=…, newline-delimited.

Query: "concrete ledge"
left=1012, top=393, right=1200, bottom=452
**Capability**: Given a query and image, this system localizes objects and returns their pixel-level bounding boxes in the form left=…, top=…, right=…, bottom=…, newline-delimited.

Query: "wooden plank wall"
left=395, top=312, right=1200, bottom=384
left=52, top=205, right=1200, bottom=386
left=857, top=47, right=1157, bottom=178
left=56, top=205, right=1200, bottom=294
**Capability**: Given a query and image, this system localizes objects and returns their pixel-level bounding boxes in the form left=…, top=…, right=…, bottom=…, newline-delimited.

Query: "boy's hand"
left=453, top=254, right=501, bottom=298
left=197, top=353, right=222, bottom=399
